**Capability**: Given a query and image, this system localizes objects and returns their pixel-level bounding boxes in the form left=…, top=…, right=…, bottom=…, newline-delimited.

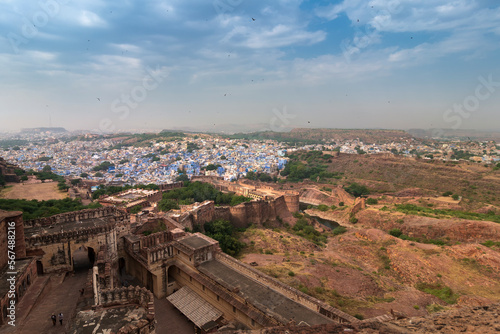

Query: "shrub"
left=389, top=228, right=402, bottom=238
left=442, top=191, right=453, bottom=196
left=288, top=271, right=295, bottom=277
left=366, top=198, right=378, bottom=205
left=349, top=216, right=358, bottom=223
left=452, top=194, right=460, bottom=200
left=317, top=204, right=330, bottom=211
left=338, top=202, right=344, bottom=207
left=332, top=226, right=347, bottom=236
left=416, top=283, right=458, bottom=304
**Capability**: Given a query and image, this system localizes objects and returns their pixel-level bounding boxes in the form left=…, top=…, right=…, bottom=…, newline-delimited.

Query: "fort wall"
left=24, top=207, right=127, bottom=227
left=215, top=253, right=358, bottom=324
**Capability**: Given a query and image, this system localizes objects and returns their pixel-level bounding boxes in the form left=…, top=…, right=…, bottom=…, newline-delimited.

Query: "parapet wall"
left=24, top=207, right=127, bottom=227
left=25, top=223, right=116, bottom=246
left=215, top=253, right=358, bottom=324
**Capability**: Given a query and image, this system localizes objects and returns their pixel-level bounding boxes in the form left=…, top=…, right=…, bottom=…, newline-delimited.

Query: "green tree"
left=158, top=199, right=180, bottom=212
left=345, top=183, right=369, bottom=197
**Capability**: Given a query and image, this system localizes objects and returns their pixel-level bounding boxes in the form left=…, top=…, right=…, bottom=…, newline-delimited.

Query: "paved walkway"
left=154, top=297, right=195, bottom=334
left=1, top=272, right=87, bottom=334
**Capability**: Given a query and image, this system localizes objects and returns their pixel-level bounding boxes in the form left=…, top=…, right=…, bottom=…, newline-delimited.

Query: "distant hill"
left=408, top=128, right=500, bottom=142
left=227, top=128, right=414, bottom=144
left=20, top=127, right=67, bottom=134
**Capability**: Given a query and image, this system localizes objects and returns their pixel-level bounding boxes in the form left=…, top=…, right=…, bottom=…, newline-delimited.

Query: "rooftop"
left=198, top=259, right=333, bottom=326
left=178, top=234, right=214, bottom=250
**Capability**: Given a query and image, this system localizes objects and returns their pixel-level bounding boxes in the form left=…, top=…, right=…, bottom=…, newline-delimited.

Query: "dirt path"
left=0, top=182, right=67, bottom=201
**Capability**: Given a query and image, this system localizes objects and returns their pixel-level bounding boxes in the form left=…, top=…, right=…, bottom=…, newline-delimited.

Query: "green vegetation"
left=416, top=282, right=458, bottom=304
left=388, top=227, right=449, bottom=245
left=0, top=198, right=102, bottom=220
left=186, top=142, right=200, bottom=152
left=344, top=182, right=370, bottom=197
left=204, top=219, right=245, bottom=256
left=394, top=204, right=500, bottom=223
left=130, top=205, right=143, bottom=214
left=57, top=181, right=69, bottom=192
left=205, top=164, right=221, bottom=171
left=366, top=198, right=378, bottom=205
left=316, top=204, right=330, bottom=212
left=157, top=181, right=251, bottom=211
left=292, top=217, right=328, bottom=246
left=481, top=240, right=500, bottom=248
left=245, top=171, right=277, bottom=182
left=332, top=226, right=347, bottom=236
left=450, top=149, right=474, bottom=161
left=280, top=151, right=340, bottom=182
left=92, top=161, right=114, bottom=172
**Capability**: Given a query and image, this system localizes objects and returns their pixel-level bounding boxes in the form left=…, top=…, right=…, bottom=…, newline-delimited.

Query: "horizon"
left=1, top=1, right=500, bottom=133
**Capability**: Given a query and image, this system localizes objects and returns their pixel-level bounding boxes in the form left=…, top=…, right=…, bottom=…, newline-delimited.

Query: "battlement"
left=25, top=222, right=116, bottom=246
left=24, top=207, right=127, bottom=227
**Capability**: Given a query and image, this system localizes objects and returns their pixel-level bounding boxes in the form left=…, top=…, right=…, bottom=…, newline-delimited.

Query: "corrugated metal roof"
left=167, top=286, right=223, bottom=328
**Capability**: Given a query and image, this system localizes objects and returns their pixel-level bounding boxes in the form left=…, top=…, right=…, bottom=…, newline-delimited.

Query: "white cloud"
left=78, top=10, right=107, bottom=27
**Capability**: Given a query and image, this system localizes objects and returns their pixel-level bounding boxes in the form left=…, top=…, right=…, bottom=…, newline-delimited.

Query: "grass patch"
left=416, top=282, right=459, bottom=304
left=394, top=204, right=500, bottom=223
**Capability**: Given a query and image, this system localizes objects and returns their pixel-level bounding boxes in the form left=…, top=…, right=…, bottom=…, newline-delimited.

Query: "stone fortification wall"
left=24, top=207, right=127, bottom=227
left=159, top=182, right=183, bottom=192
left=350, top=197, right=366, bottom=215
left=215, top=253, right=358, bottom=324
left=173, top=196, right=292, bottom=229
left=228, top=195, right=292, bottom=228
left=25, top=223, right=116, bottom=247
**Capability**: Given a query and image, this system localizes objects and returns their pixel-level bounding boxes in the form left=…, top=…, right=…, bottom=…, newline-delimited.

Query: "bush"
left=338, top=202, right=344, bottom=206
left=317, top=204, right=330, bottom=211
left=349, top=216, right=358, bottom=224
left=389, top=228, right=402, bottom=238
left=366, top=198, right=378, bottom=205
left=288, top=271, right=295, bottom=277
left=442, top=191, right=453, bottom=196
left=345, top=183, right=370, bottom=197
left=452, top=194, right=460, bottom=200
left=332, top=226, right=347, bottom=235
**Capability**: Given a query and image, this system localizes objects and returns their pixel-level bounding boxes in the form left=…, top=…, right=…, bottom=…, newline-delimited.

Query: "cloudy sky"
left=1, top=0, right=499, bottom=133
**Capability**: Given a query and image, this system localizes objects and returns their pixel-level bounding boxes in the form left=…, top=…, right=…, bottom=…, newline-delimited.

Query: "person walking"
left=51, top=314, right=56, bottom=326
left=58, top=312, right=63, bottom=325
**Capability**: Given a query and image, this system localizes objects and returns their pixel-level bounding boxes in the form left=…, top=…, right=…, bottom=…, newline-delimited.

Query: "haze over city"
left=1, top=0, right=500, bottom=132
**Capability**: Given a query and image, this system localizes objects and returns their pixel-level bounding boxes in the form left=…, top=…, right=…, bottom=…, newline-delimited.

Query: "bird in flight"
left=97, top=98, right=101, bottom=101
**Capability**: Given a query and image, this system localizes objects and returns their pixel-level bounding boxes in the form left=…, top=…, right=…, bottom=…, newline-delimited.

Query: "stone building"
left=123, top=224, right=357, bottom=331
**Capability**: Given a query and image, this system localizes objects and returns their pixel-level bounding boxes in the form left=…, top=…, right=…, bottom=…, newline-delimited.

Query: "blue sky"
left=1, top=0, right=499, bottom=133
